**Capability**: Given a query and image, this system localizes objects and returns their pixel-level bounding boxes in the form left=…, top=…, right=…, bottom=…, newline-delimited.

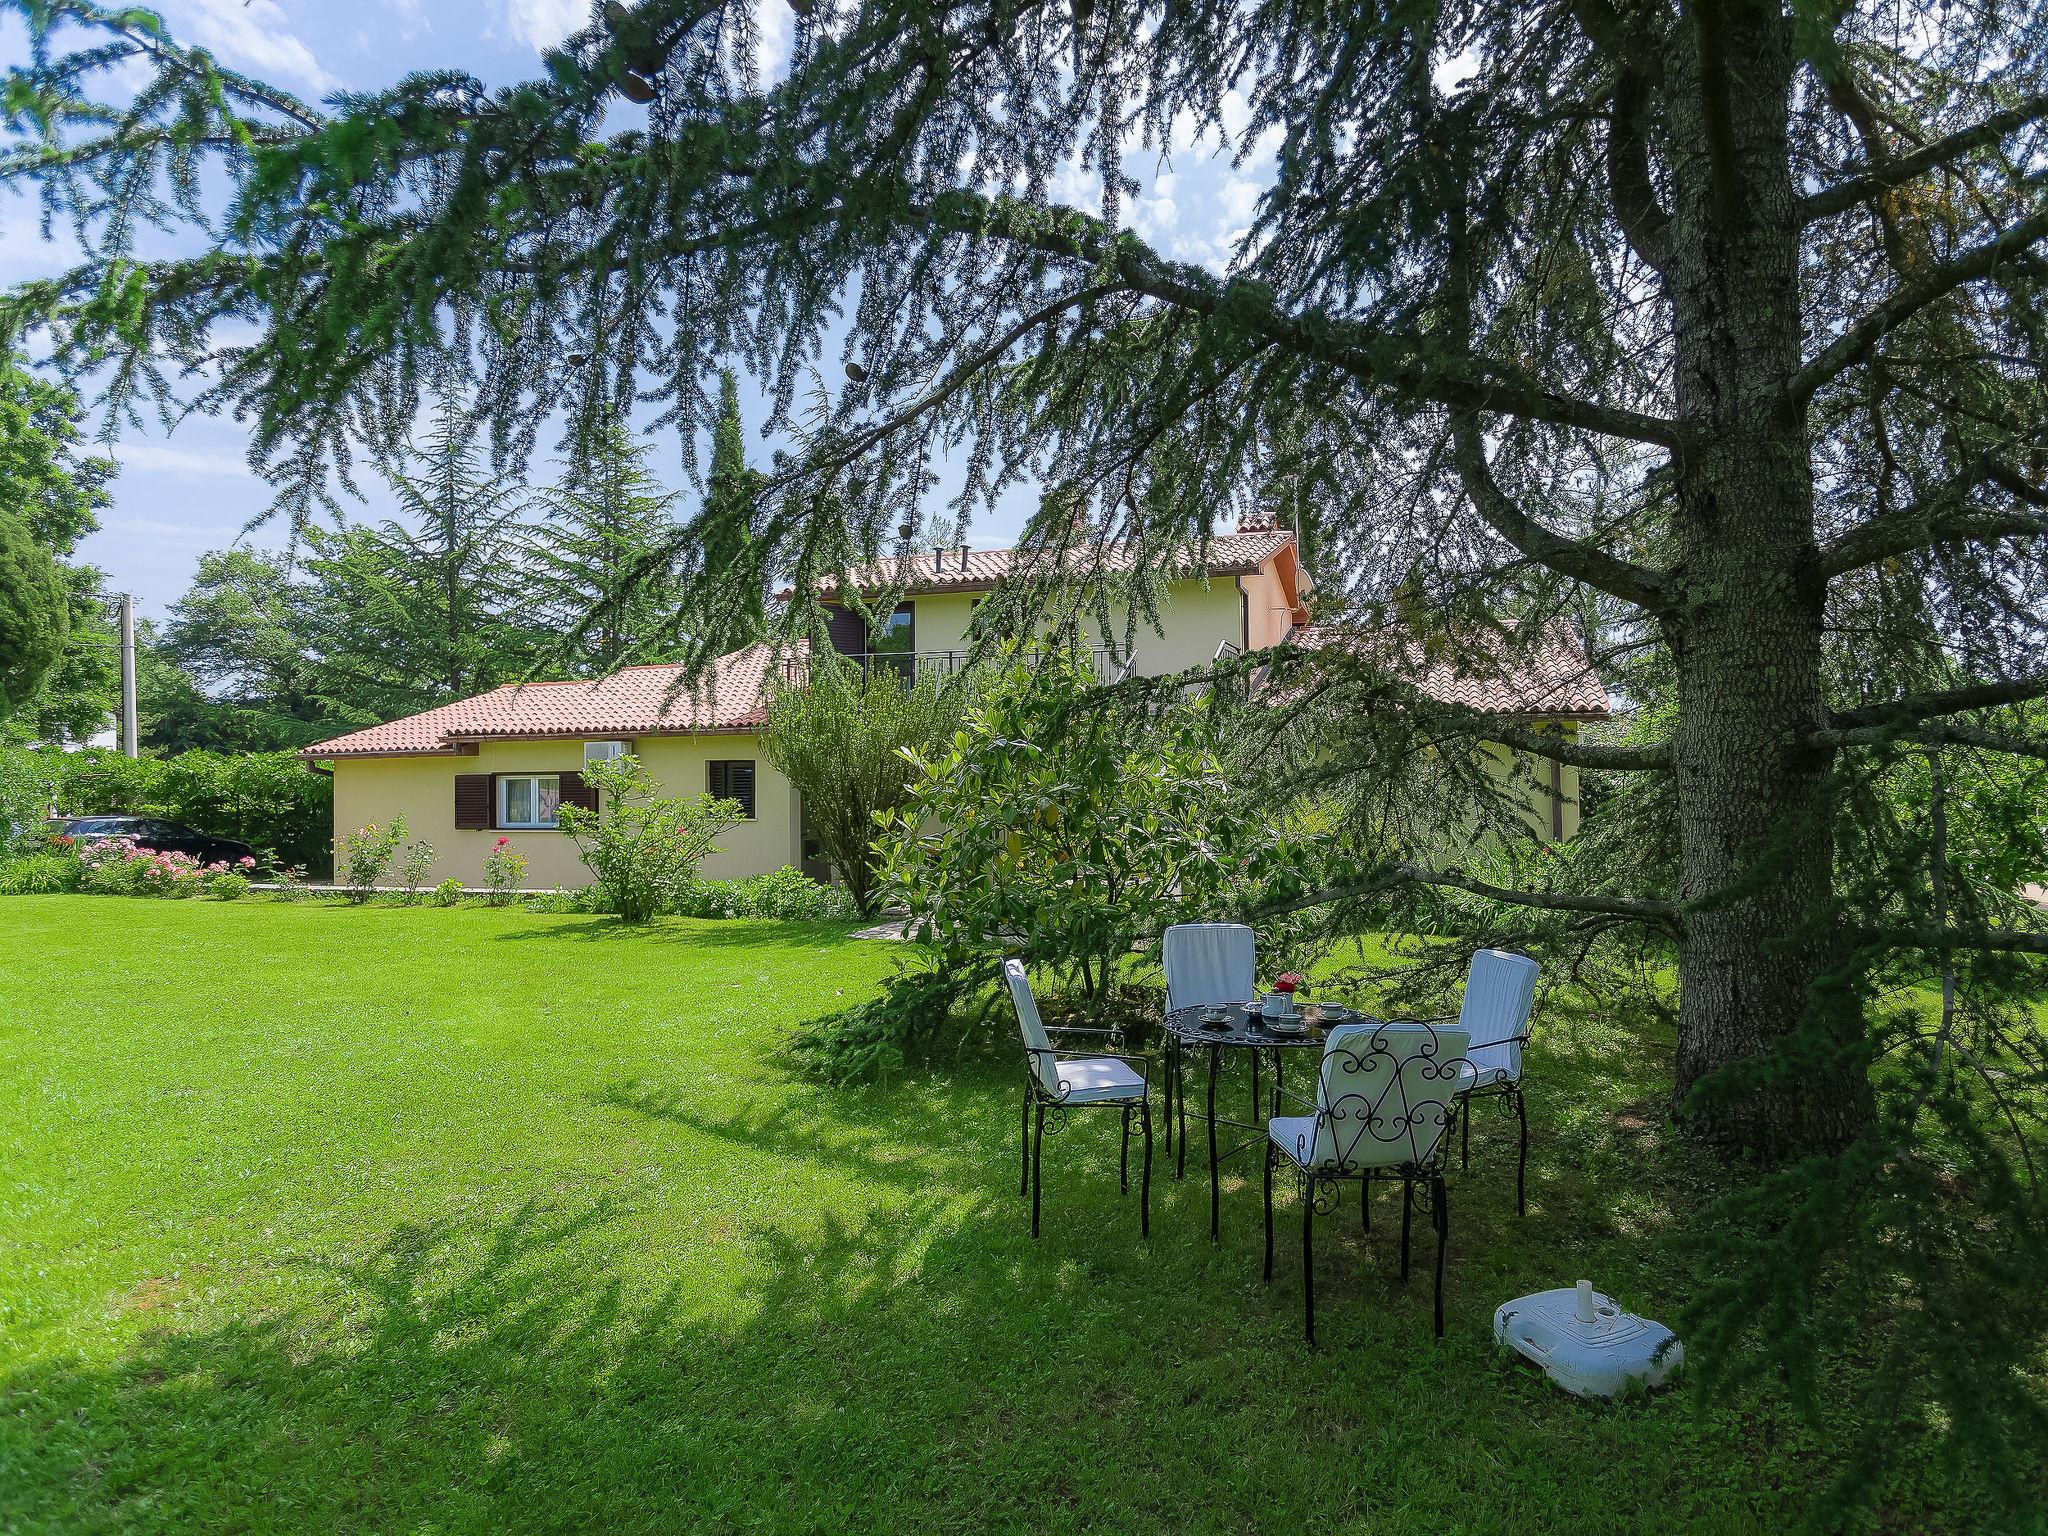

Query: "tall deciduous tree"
left=0, top=508, right=68, bottom=718
left=0, top=350, right=116, bottom=741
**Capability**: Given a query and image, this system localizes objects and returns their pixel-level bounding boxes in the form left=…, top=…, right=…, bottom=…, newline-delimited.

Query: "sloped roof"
left=804, top=529, right=1303, bottom=599
left=1293, top=622, right=1611, bottom=720
left=301, top=642, right=799, bottom=759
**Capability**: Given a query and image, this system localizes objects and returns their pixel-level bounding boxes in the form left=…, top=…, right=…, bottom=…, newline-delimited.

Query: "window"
left=499, top=774, right=563, bottom=830
left=872, top=605, right=914, bottom=655
left=708, top=760, right=756, bottom=819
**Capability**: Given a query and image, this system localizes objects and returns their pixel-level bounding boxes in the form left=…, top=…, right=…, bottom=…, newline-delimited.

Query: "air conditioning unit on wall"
left=584, top=740, right=630, bottom=762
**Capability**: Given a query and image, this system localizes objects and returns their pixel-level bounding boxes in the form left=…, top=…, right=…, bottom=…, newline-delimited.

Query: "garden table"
left=1160, top=1003, right=1380, bottom=1240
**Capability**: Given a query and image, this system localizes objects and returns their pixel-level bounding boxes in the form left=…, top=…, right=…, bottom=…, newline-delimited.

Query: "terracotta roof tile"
left=1294, top=622, right=1611, bottom=719
left=302, top=642, right=799, bottom=758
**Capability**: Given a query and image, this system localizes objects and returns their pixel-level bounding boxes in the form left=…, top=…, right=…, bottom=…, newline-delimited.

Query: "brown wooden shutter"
left=824, top=603, right=866, bottom=657
left=559, top=770, right=598, bottom=815
left=709, top=759, right=756, bottom=820
left=454, top=773, right=494, bottom=830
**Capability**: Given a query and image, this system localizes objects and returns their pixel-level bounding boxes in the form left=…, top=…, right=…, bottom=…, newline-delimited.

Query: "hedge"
left=0, top=746, right=331, bottom=875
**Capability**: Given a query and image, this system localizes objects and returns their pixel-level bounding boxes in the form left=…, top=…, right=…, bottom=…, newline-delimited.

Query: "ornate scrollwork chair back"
left=1296, top=1020, right=1471, bottom=1174
left=1266, top=1020, right=1472, bottom=1343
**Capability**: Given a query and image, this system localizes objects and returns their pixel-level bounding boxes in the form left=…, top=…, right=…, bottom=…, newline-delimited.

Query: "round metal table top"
left=1160, top=1001, right=1375, bottom=1049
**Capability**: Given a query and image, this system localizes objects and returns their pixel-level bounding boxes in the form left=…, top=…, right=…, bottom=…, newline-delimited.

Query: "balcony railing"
left=782, top=647, right=1130, bottom=686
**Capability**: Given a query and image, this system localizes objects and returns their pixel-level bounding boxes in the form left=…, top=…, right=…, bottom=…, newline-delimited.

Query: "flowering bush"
left=483, top=838, right=526, bottom=906
left=76, top=838, right=210, bottom=897
left=339, top=817, right=408, bottom=903
left=396, top=839, right=438, bottom=903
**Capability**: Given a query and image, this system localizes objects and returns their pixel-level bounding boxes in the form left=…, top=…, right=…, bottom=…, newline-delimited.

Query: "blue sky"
left=0, top=1, right=1277, bottom=621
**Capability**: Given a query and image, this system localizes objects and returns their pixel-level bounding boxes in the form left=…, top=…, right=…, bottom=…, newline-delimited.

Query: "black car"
left=53, top=816, right=261, bottom=869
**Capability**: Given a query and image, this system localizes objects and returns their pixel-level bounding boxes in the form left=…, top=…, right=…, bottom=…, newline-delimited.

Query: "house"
left=302, top=526, right=1607, bottom=888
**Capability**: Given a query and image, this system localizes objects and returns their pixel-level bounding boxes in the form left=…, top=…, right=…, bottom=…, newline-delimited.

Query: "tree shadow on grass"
left=2, top=1170, right=1927, bottom=1535
left=0, top=1004, right=1971, bottom=1533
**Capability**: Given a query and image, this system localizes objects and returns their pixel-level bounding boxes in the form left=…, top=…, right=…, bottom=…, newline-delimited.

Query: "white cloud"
left=502, top=0, right=585, bottom=53
left=753, top=0, right=792, bottom=81
left=109, top=441, right=261, bottom=481
left=1217, top=176, right=1262, bottom=227
left=175, top=0, right=337, bottom=95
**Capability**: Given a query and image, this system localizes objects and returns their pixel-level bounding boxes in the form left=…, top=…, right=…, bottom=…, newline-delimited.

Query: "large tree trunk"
left=1663, top=6, right=1866, bottom=1152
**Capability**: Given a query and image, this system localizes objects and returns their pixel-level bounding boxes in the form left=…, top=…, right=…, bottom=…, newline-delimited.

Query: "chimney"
left=957, top=542, right=969, bottom=573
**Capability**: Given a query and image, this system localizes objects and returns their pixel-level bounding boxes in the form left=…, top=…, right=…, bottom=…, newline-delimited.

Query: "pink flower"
left=495, top=837, right=509, bottom=848
left=238, top=856, right=257, bottom=869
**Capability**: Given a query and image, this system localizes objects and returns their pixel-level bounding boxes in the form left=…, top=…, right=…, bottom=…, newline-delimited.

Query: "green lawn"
left=0, top=897, right=1984, bottom=1532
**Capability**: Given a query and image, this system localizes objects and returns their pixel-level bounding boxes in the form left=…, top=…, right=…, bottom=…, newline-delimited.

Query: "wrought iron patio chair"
left=1449, top=949, right=1541, bottom=1216
left=1264, top=1020, right=1471, bottom=1342
left=1006, top=959, right=1153, bottom=1240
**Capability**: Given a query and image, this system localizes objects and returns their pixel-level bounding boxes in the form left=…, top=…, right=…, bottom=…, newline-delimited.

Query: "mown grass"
left=0, top=897, right=1996, bottom=1532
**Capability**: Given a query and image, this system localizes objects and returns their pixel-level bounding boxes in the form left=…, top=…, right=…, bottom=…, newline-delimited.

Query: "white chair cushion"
left=1044, top=1056, right=1146, bottom=1104
left=1164, top=923, right=1257, bottom=1014
left=1268, top=1114, right=1320, bottom=1167
left=1458, top=950, right=1539, bottom=1084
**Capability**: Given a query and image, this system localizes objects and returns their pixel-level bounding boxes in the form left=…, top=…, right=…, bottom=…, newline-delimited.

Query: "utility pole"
left=118, top=593, right=137, bottom=758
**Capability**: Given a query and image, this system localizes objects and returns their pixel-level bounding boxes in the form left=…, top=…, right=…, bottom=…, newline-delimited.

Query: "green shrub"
left=787, top=965, right=967, bottom=1084
left=203, top=870, right=251, bottom=900
left=672, top=866, right=857, bottom=921
left=556, top=754, right=744, bottom=923
left=877, top=647, right=1249, bottom=1007
left=760, top=652, right=959, bottom=915
left=396, top=839, right=437, bottom=902
left=0, top=850, right=81, bottom=894
left=431, top=877, right=464, bottom=907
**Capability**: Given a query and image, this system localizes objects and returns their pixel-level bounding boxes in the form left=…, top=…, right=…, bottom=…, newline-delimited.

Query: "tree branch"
left=1801, top=93, right=2048, bottom=224
left=1606, top=67, right=1672, bottom=275
left=1865, top=926, right=2048, bottom=956
left=1825, top=674, right=2048, bottom=733
left=1822, top=721, right=2048, bottom=763
left=1793, top=205, right=2048, bottom=401
left=1266, top=862, right=1680, bottom=925
left=912, top=193, right=1687, bottom=448
left=1483, top=723, right=1673, bottom=770
left=1448, top=417, right=1673, bottom=610
left=1815, top=461, right=2048, bottom=578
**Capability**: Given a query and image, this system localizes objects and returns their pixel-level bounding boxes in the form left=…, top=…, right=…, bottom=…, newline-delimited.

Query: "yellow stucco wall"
left=329, top=733, right=799, bottom=892
left=904, top=575, right=1262, bottom=675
